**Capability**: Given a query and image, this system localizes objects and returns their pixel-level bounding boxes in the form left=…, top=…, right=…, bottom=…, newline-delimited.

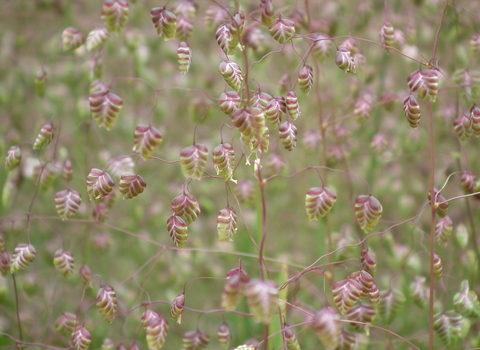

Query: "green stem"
left=464, top=196, right=480, bottom=284
left=365, top=54, right=389, bottom=188
left=428, top=101, right=435, bottom=350
left=12, top=274, right=23, bottom=343
left=314, top=59, right=334, bottom=283
left=257, top=164, right=268, bottom=280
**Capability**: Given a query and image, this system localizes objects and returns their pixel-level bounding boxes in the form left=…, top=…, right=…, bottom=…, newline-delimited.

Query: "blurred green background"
left=1, top=0, right=480, bottom=349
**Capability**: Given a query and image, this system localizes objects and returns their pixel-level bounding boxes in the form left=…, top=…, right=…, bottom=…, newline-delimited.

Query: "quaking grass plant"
left=1, top=0, right=480, bottom=349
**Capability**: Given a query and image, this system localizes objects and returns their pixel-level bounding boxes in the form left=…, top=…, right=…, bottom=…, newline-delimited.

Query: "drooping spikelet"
left=355, top=195, right=383, bottom=233
left=10, top=244, right=36, bottom=274
left=278, top=120, right=297, bottom=151
left=219, top=60, right=243, bottom=92
left=244, top=279, right=279, bottom=325
left=171, top=191, right=200, bottom=225
left=177, top=41, right=192, bottom=75
left=102, top=0, right=129, bottom=34
left=305, top=187, right=336, bottom=221
left=96, top=285, right=118, bottom=323
left=151, top=7, right=177, bottom=41
left=379, top=22, right=395, bottom=53
left=170, top=293, right=185, bottom=323
left=335, top=47, right=356, bottom=73
left=217, top=206, right=237, bottom=243
left=453, top=280, right=480, bottom=318
left=212, top=143, right=235, bottom=181
left=167, top=214, right=188, bottom=248
left=86, top=168, right=115, bottom=201
left=55, top=189, right=82, bottom=220
left=53, top=249, right=75, bottom=277
left=436, top=216, right=453, bottom=245
left=433, top=311, right=463, bottom=347
left=268, top=16, right=295, bottom=44
left=407, top=69, right=438, bottom=103
left=54, top=312, right=77, bottom=338
left=86, top=28, right=109, bottom=51
left=181, top=330, right=210, bottom=350
left=145, top=315, right=169, bottom=350
left=180, top=144, right=208, bottom=180
left=72, top=326, right=91, bottom=350
left=264, top=96, right=285, bottom=126
left=33, top=122, right=55, bottom=150
left=119, top=174, right=147, bottom=199
left=5, top=146, right=21, bottom=171
left=403, top=95, right=421, bottom=128
left=332, top=276, right=363, bottom=315
left=217, top=323, right=231, bottom=350
left=297, top=65, right=313, bottom=95
left=285, top=91, right=300, bottom=120
left=62, top=27, right=84, bottom=51
left=454, top=113, right=473, bottom=141
left=89, top=90, right=123, bottom=130
left=313, top=307, right=342, bottom=350
left=132, top=124, right=163, bottom=160
left=218, top=91, right=241, bottom=116
left=221, top=265, right=250, bottom=310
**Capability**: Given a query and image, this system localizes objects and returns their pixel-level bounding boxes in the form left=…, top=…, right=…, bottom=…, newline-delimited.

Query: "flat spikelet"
left=217, top=323, right=231, bottom=350
left=180, top=144, right=208, bottom=180
left=53, top=249, right=74, bottom=277
left=62, top=27, right=83, bottom=51
left=86, top=169, right=115, bottom=201
left=379, top=22, right=394, bottom=52
left=332, top=276, right=363, bottom=314
left=102, top=0, right=129, bottom=34
left=151, top=7, right=177, bottom=40
left=217, top=206, right=237, bottom=242
left=89, top=90, right=123, bottom=130
left=305, top=187, right=336, bottom=221
left=244, top=279, right=279, bottom=325
left=5, top=146, right=21, bottom=171
left=313, top=307, right=342, bottom=350
left=212, top=143, right=235, bottom=182
left=177, top=41, right=192, bottom=75
left=170, top=293, right=185, bottom=323
left=298, top=65, right=313, bottom=94
left=171, top=192, right=200, bottom=225
left=407, top=69, right=438, bottom=103
left=335, top=47, right=356, bottom=73
left=433, top=311, right=463, bottom=346
left=218, top=91, right=241, bottom=116
left=54, top=312, right=77, bottom=338
left=10, top=244, right=36, bottom=274
left=96, top=285, right=117, bottom=323
left=145, top=315, right=169, bottom=350
left=278, top=120, right=297, bottom=151
left=55, top=189, right=81, bottom=220
left=269, top=17, right=295, bottom=44
left=167, top=215, right=188, bottom=247
left=33, top=122, right=55, bottom=150
left=86, top=28, right=109, bottom=51
left=403, top=95, right=421, bottom=128
left=219, top=60, right=243, bottom=92
left=285, top=91, right=300, bottom=120
left=355, top=195, right=382, bottom=233
left=72, top=326, right=91, bottom=350
left=132, top=125, right=163, bottom=160
left=119, top=174, right=147, bottom=199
